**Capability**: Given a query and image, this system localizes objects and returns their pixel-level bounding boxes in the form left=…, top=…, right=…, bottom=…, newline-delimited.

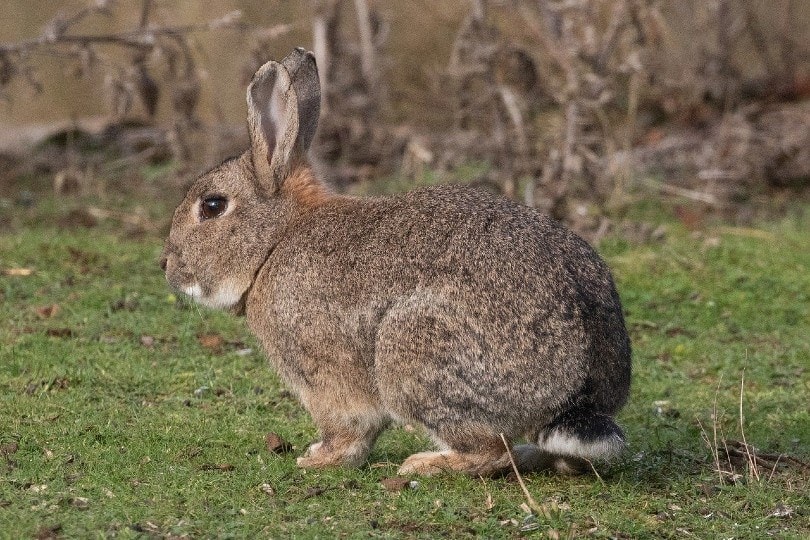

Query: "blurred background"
left=1, top=0, right=809, bottom=238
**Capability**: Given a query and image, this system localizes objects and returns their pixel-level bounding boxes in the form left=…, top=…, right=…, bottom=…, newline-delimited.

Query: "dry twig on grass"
left=698, top=370, right=808, bottom=485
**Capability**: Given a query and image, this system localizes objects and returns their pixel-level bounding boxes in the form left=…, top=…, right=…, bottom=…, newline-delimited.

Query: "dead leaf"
left=45, top=328, right=74, bottom=338
left=197, top=333, right=224, bottom=352
left=3, top=268, right=34, bottom=276
left=51, top=378, right=70, bottom=391
left=381, top=477, right=411, bottom=492
left=664, top=326, right=694, bottom=338
left=140, top=335, right=155, bottom=347
left=36, top=304, right=60, bottom=319
left=34, top=524, right=62, bottom=540
left=0, top=442, right=18, bottom=456
left=265, top=433, right=293, bottom=454
left=59, top=209, right=98, bottom=229
left=110, top=298, right=139, bottom=312
left=129, top=522, right=161, bottom=534
left=201, top=463, right=235, bottom=472
left=673, top=205, right=705, bottom=231
left=303, top=486, right=326, bottom=499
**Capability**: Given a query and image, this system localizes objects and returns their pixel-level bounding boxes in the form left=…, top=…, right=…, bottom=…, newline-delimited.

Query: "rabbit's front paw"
left=300, top=441, right=323, bottom=458
left=296, top=439, right=368, bottom=469
left=296, top=441, right=328, bottom=468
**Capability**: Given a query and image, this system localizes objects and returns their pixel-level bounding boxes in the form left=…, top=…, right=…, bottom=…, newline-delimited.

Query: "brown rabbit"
left=162, top=48, right=632, bottom=476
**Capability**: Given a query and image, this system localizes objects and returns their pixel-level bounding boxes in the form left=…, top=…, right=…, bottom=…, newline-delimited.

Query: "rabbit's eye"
left=200, top=196, right=228, bottom=220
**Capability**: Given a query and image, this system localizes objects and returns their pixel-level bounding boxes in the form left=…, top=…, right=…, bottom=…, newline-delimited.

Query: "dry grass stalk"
left=641, top=178, right=721, bottom=206
left=737, top=368, right=760, bottom=482
left=499, top=433, right=556, bottom=520
left=712, top=378, right=724, bottom=485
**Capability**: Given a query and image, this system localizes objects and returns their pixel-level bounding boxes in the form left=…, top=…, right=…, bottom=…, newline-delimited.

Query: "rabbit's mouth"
left=182, top=279, right=247, bottom=310
left=163, top=250, right=249, bottom=312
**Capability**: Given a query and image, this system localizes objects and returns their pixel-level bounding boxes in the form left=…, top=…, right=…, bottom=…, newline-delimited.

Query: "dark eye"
left=200, top=196, right=228, bottom=220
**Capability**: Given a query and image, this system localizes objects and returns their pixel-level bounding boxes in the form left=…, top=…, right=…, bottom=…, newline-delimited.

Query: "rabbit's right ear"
left=281, top=47, right=321, bottom=154
left=247, top=61, right=300, bottom=194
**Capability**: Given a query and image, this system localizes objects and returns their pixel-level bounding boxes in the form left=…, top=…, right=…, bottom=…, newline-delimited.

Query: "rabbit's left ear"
left=246, top=60, right=300, bottom=194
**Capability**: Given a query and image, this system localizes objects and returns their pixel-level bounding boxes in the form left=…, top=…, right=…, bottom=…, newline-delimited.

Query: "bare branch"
left=139, top=0, right=153, bottom=29
left=353, top=0, right=377, bottom=91
left=0, top=10, right=246, bottom=55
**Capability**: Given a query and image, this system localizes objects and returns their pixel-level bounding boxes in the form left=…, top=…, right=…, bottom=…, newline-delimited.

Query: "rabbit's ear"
left=246, top=60, right=300, bottom=193
left=281, top=47, right=321, bottom=153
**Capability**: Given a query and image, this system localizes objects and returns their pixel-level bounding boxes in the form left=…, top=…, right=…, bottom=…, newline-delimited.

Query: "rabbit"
left=161, top=47, right=632, bottom=477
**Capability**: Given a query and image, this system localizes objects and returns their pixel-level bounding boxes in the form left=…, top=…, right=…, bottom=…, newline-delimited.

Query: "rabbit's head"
left=161, top=48, right=322, bottom=312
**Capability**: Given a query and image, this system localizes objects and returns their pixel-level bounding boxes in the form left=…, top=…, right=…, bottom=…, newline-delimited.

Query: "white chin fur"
left=538, top=431, right=624, bottom=461
left=183, top=281, right=244, bottom=309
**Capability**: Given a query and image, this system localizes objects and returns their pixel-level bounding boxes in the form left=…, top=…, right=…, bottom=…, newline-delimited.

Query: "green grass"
left=1, top=200, right=808, bottom=538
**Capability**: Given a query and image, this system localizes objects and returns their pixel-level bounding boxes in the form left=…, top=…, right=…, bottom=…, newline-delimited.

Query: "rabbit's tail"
left=536, top=407, right=626, bottom=463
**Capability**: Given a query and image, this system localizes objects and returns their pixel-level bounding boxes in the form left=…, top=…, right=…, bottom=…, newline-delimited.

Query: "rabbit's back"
left=249, top=184, right=630, bottom=437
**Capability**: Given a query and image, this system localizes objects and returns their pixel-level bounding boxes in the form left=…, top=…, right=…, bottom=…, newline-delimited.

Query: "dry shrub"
left=1, top=0, right=808, bottom=228
left=420, top=0, right=809, bottom=228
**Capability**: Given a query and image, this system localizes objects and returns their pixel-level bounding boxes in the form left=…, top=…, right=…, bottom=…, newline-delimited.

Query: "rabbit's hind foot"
left=398, top=448, right=510, bottom=477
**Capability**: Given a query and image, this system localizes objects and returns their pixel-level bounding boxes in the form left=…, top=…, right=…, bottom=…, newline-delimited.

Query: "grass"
left=0, top=192, right=808, bottom=538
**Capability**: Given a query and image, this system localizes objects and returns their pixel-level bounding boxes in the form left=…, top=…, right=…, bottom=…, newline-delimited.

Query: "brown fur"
left=281, top=165, right=332, bottom=208
left=162, top=49, right=632, bottom=477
